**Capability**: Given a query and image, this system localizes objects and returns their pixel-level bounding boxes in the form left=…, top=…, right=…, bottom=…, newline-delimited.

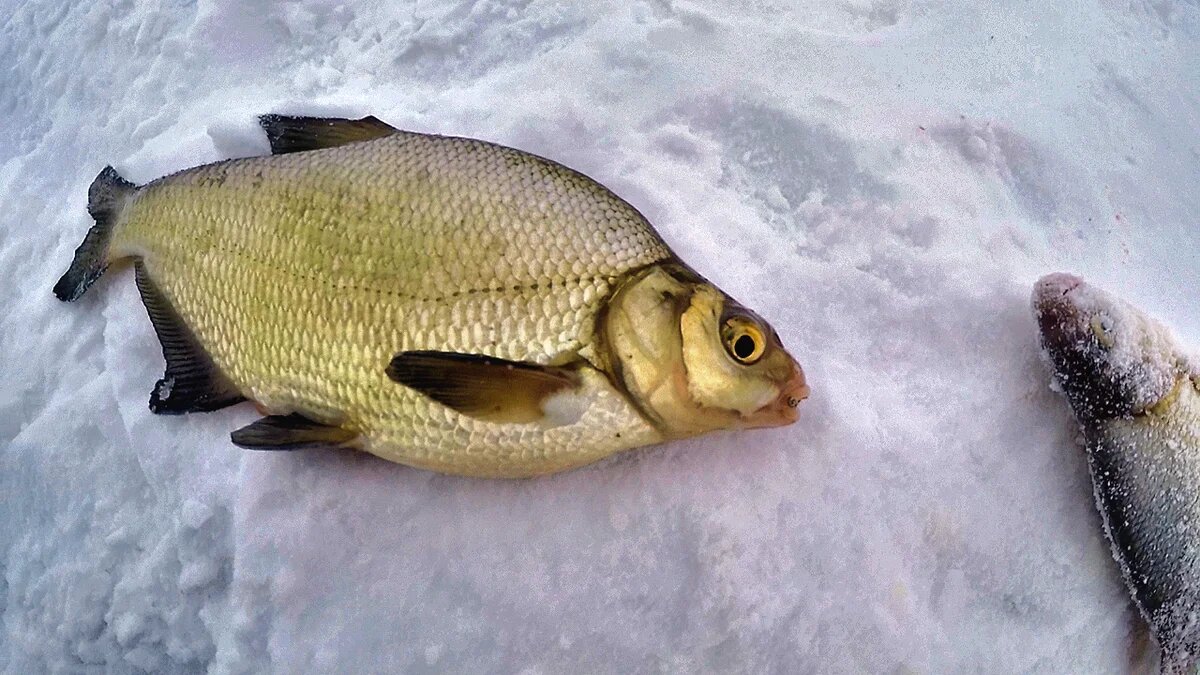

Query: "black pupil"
left=734, top=334, right=757, bottom=360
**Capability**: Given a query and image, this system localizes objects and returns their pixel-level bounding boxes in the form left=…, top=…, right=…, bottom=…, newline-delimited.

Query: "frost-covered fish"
left=55, top=115, right=808, bottom=478
left=1033, top=273, right=1200, bottom=672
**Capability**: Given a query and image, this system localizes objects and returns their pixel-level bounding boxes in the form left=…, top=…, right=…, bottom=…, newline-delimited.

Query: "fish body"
left=55, top=115, right=807, bottom=477
left=1033, top=273, right=1200, bottom=672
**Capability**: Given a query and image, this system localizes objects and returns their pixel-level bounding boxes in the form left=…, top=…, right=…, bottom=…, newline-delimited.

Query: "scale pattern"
left=1090, top=379, right=1200, bottom=670
left=112, top=131, right=672, bottom=476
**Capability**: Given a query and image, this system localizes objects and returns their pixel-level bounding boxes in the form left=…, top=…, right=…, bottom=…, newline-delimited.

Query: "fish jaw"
left=737, top=360, right=809, bottom=429
left=1032, top=273, right=1181, bottom=423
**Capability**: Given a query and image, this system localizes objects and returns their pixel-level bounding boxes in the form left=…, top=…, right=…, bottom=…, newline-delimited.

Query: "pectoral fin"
left=258, top=114, right=399, bottom=154
left=231, top=414, right=357, bottom=450
left=386, top=351, right=581, bottom=424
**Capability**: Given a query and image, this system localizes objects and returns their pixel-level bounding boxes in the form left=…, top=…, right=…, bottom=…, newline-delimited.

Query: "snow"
left=3, top=0, right=1200, bottom=672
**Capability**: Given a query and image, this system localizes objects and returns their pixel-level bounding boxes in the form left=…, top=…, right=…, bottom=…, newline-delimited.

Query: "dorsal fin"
left=257, top=114, right=399, bottom=154
left=386, top=351, right=581, bottom=424
left=134, top=261, right=245, bottom=414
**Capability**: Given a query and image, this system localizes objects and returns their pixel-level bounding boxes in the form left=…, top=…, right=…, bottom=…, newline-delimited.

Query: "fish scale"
left=112, top=132, right=670, bottom=474
left=55, top=115, right=806, bottom=477
left=1034, top=274, right=1200, bottom=672
left=1092, top=385, right=1200, bottom=669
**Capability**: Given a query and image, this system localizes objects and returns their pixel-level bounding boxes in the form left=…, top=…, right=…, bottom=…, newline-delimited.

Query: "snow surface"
left=3, top=0, right=1200, bottom=672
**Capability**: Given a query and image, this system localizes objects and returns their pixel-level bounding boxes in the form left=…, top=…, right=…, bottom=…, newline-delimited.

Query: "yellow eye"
left=722, top=317, right=766, bottom=365
left=1091, top=314, right=1115, bottom=348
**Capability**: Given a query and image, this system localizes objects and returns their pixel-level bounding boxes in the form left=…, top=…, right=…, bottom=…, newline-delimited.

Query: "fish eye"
left=722, top=316, right=767, bottom=365
left=1091, top=313, right=1115, bottom=349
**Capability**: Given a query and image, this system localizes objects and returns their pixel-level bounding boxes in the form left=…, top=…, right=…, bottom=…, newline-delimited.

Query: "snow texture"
left=2, top=0, right=1200, bottom=672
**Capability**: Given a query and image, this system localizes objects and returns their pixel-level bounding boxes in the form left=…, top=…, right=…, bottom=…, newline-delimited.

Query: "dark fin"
left=133, top=261, right=245, bottom=414
left=386, top=351, right=581, bottom=424
left=257, top=114, right=399, bottom=155
left=53, top=166, right=137, bottom=302
left=230, top=413, right=357, bottom=450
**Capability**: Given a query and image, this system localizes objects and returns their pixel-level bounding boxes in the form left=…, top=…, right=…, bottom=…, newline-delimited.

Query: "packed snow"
left=3, top=0, right=1200, bottom=672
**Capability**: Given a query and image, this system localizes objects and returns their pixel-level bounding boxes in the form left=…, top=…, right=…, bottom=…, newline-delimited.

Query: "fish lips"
left=1033, top=272, right=1090, bottom=359
left=742, top=361, right=810, bottom=428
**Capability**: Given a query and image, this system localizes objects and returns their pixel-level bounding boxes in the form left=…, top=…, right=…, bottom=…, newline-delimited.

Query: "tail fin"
left=54, top=166, right=137, bottom=302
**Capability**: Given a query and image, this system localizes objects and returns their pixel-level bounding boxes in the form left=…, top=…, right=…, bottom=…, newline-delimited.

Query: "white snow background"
left=3, top=0, right=1200, bottom=672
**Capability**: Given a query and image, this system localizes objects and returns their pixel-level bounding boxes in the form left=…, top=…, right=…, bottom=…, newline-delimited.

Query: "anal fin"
left=231, top=414, right=357, bottom=450
left=134, top=261, right=244, bottom=414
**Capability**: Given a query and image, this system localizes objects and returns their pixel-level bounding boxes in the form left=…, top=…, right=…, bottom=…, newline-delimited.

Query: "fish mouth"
left=744, top=363, right=809, bottom=428
left=1033, top=272, right=1089, bottom=353
left=1034, top=272, right=1085, bottom=300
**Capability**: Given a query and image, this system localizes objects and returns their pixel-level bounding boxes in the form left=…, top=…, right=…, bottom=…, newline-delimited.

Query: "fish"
left=1033, top=272, right=1200, bottom=673
left=54, top=114, right=809, bottom=478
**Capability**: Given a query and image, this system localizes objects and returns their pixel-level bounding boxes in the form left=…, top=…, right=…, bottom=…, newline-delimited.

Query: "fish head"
left=678, top=285, right=809, bottom=429
left=1032, top=272, right=1183, bottom=423
left=603, top=264, right=808, bottom=438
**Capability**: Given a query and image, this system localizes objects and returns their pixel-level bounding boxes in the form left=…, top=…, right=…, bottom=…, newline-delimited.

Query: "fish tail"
left=53, top=166, right=137, bottom=302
